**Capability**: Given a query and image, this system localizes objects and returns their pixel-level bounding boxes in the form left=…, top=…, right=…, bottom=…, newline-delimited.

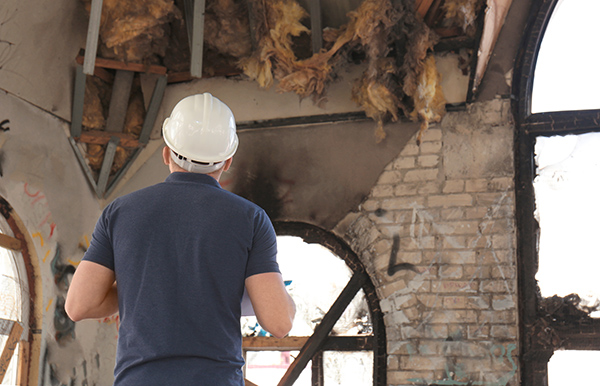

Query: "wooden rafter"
left=0, top=234, right=21, bottom=251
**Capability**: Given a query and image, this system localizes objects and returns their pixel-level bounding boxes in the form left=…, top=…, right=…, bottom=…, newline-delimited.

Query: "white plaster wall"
left=0, top=90, right=116, bottom=385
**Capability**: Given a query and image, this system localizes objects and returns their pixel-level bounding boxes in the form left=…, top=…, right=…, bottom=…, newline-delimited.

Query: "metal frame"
left=70, top=64, right=167, bottom=198
left=513, top=0, right=600, bottom=384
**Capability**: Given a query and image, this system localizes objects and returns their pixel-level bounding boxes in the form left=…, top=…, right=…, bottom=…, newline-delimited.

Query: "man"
left=66, top=93, right=296, bottom=385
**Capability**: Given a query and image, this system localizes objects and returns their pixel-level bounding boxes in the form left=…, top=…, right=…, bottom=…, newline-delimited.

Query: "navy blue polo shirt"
left=83, top=172, right=280, bottom=385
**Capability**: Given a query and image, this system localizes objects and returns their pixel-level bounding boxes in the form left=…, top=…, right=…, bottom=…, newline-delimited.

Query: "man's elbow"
left=64, top=300, right=85, bottom=322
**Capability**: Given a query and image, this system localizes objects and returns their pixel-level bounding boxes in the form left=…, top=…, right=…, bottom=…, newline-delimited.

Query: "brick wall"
left=336, top=99, right=519, bottom=386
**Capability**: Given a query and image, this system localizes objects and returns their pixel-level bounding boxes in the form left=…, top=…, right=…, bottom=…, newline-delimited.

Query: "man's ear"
left=162, top=146, right=171, bottom=166
left=223, top=158, right=233, bottom=172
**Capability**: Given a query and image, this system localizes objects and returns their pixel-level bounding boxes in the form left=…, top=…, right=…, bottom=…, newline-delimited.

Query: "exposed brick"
left=360, top=199, right=380, bottom=212
left=421, top=128, right=442, bottom=142
left=394, top=183, right=419, bottom=196
left=378, top=170, right=402, bottom=184
left=490, top=325, right=518, bottom=339
left=475, top=192, right=505, bottom=206
left=489, top=177, right=514, bottom=191
left=387, top=370, right=435, bottom=385
left=372, top=184, right=394, bottom=198
left=491, top=265, right=516, bottom=279
left=479, top=279, right=514, bottom=293
left=441, top=250, right=477, bottom=264
left=427, top=310, right=478, bottom=324
left=381, top=196, right=426, bottom=210
left=464, top=206, right=490, bottom=219
left=443, top=180, right=465, bottom=193
left=479, top=219, right=512, bottom=235
left=432, top=280, right=478, bottom=293
left=467, top=295, right=491, bottom=309
left=404, top=168, right=439, bottom=182
left=418, top=154, right=441, bottom=168
left=393, top=156, right=416, bottom=169
left=380, top=279, right=408, bottom=299
left=401, top=354, right=447, bottom=371
left=428, top=194, right=473, bottom=207
left=479, top=309, right=517, bottom=324
left=440, top=207, right=465, bottom=220
left=464, top=265, right=490, bottom=279
left=439, top=265, right=463, bottom=279
left=401, top=236, right=435, bottom=250
left=419, top=140, right=443, bottom=154
left=465, top=179, right=489, bottom=192
left=395, top=294, right=418, bottom=309
left=401, top=143, right=420, bottom=156
left=467, top=324, right=490, bottom=339
left=417, top=294, right=441, bottom=308
left=441, top=235, right=469, bottom=249
left=417, top=181, right=443, bottom=194
left=443, top=295, right=468, bottom=309
left=435, top=221, right=479, bottom=235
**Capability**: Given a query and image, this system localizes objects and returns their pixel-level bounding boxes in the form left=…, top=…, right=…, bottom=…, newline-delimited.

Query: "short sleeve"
left=83, top=205, right=115, bottom=271
left=245, top=209, right=280, bottom=278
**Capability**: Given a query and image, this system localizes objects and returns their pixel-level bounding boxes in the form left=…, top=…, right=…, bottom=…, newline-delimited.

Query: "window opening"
left=533, top=132, right=600, bottom=317
left=531, top=0, right=600, bottom=113
left=0, top=232, right=22, bottom=385
left=548, top=350, right=600, bottom=386
left=514, top=0, right=600, bottom=384
left=242, top=222, right=385, bottom=386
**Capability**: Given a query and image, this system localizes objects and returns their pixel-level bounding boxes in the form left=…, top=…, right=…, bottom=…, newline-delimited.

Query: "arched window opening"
left=241, top=222, right=386, bottom=386
left=514, top=0, right=600, bottom=384
left=0, top=197, right=37, bottom=386
left=531, top=0, right=600, bottom=113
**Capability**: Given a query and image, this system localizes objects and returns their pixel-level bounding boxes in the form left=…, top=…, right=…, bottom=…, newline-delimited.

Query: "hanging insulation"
left=443, top=0, right=485, bottom=36
left=409, top=54, right=446, bottom=144
left=204, top=0, right=253, bottom=59
left=81, top=0, right=178, bottom=63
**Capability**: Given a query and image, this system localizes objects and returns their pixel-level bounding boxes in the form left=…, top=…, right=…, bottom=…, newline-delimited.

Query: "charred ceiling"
left=74, top=0, right=495, bottom=196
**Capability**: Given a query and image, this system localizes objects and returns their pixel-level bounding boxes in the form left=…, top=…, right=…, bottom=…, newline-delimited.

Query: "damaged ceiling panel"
left=74, top=0, right=504, bottom=193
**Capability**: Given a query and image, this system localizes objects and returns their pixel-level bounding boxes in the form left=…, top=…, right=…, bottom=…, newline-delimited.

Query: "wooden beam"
left=277, top=272, right=368, bottom=386
left=76, top=130, right=140, bottom=148
left=0, top=234, right=21, bottom=251
left=76, top=55, right=167, bottom=75
left=16, top=341, right=29, bottom=386
left=243, top=336, right=309, bottom=351
left=415, top=0, right=435, bottom=19
left=0, top=320, right=23, bottom=383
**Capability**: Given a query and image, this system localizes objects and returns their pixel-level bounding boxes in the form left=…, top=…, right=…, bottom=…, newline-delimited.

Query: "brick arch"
left=273, top=220, right=387, bottom=386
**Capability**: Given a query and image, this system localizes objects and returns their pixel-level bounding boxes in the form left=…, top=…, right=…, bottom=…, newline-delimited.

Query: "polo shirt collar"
left=165, top=172, right=222, bottom=188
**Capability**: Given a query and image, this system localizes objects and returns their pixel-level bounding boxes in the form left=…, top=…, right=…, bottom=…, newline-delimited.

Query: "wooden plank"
left=0, top=320, right=23, bottom=383
left=83, top=0, right=103, bottom=75
left=76, top=130, right=140, bottom=148
left=278, top=271, right=367, bottom=386
left=16, top=341, right=29, bottom=386
left=0, top=234, right=21, bottom=251
left=416, top=0, right=436, bottom=19
left=76, top=55, right=167, bottom=75
left=243, top=336, right=309, bottom=351
left=244, top=379, right=258, bottom=386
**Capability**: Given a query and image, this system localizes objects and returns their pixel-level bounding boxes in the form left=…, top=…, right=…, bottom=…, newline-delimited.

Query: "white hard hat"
left=162, top=93, right=238, bottom=173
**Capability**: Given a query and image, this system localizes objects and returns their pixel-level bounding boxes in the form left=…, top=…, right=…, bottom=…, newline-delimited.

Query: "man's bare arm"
left=65, top=261, right=118, bottom=322
left=245, top=272, right=296, bottom=338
